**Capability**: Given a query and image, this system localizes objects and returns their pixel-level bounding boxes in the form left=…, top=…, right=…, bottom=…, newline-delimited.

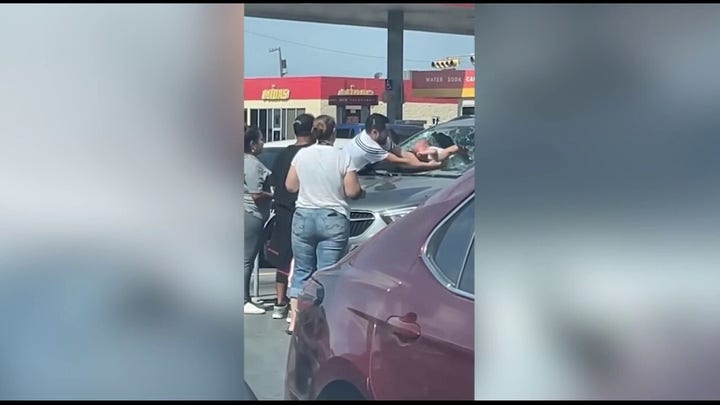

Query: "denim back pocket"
left=291, top=212, right=306, bottom=236
left=321, top=213, right=350, bottom=239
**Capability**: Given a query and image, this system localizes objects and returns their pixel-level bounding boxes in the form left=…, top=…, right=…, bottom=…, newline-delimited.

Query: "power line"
left=245, top=30, right=456, bottom=64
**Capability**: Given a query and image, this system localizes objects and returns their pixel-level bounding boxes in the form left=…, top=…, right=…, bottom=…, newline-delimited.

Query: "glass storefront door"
left=246, top=108, right=306, bottom=141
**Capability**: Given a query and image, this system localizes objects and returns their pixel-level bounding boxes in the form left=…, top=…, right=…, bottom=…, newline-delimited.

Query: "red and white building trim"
left=244, top=73, right=473, bottom=141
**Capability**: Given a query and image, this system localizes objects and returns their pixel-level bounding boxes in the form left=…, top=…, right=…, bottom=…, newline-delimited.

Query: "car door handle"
left=387, top=314, right=421, bottom=343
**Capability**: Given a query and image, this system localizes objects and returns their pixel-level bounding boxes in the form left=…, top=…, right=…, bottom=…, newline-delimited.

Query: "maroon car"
left=285, top=170, right=475, bottom=400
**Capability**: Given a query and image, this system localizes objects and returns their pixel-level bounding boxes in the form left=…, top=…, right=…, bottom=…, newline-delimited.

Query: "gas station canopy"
left=245, top=3, right=475, bottom=122
left=245, top=3, right=474, bottom=36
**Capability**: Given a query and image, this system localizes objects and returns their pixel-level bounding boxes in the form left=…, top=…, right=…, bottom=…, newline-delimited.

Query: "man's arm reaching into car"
left=385, top=146, right=442, bottom=170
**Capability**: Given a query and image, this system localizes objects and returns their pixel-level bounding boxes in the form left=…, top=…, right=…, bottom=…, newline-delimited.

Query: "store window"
left=244, top=108, right=306, bottom=141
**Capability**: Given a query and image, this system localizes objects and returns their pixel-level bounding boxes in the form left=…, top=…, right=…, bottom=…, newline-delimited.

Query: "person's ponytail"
left=312, top=115, right=335, bottom=141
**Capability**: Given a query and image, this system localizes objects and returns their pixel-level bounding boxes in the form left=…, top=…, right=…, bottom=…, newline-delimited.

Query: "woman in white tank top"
left=284, top=115, right=364, bottom=333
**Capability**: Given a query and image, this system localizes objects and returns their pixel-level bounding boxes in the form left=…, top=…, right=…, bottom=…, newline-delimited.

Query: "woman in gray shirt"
left=244, top=125, right=273, bottom=314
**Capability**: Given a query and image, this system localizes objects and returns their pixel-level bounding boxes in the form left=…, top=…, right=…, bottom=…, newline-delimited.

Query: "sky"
left=244, top=17, right=475, bottom=78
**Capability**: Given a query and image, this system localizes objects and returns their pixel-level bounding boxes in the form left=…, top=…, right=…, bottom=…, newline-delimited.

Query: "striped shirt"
left=344, top=130, right=395, bottom=171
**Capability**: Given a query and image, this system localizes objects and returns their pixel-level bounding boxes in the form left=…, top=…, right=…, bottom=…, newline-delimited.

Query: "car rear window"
left=336, top=128, right=355, bottom=139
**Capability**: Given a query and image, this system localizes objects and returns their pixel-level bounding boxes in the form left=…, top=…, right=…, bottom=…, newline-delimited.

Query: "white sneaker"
left=244, top=301, right=266, bottom=315
left=286, top=316, right=291, bottom=323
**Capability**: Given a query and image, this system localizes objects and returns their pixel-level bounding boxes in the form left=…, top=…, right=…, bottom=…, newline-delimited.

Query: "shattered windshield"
left=359, top=119, right=475, bottom=177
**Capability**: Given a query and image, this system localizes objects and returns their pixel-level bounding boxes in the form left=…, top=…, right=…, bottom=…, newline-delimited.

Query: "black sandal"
left=285, top=328, right=293, bottom=335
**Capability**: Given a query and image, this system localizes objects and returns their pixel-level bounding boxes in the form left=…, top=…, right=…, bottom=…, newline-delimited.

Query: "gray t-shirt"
left=244, top=154, right=272, bottom=220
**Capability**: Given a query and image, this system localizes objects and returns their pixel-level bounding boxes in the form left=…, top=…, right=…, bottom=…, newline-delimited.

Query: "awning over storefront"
left=245, top=4, right=474, bottom=36
left=328, top=95, right=379, bottom=106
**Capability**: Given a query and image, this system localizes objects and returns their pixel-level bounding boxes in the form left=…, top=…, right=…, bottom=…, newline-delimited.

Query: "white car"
left=257, top=138, right=351, bottom=170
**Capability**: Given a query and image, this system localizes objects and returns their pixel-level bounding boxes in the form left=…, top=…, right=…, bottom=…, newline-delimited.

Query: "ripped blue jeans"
left=289, top=208, right=350, bottom=299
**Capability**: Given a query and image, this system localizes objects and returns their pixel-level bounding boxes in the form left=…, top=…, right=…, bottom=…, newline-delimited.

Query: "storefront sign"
left=337, top=85, right=374, bottom=96
left=261, top=85, right=291, bottom=101
left=328, top=95, right=379, bottom=106
left=410, top=70, right=475, bottom=98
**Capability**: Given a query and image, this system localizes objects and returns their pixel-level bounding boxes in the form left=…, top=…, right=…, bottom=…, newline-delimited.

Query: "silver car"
left=346, top=116, right=475, bottom=249
left=257, top=116, right=475, bottom=256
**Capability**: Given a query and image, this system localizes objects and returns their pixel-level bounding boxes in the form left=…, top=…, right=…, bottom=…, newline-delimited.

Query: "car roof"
left=437, top=116, right=474, bottom=126
left=336, top=123, right=424, bottom=128
left=262, top=139, right=298, bottom=148
left=263, top=138, right=352, bottom=149
left=391, top=124, right=423, bottom=128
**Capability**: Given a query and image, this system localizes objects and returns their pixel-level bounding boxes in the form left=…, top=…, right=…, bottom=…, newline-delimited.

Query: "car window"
left=336, top=128, right=354, bottom=139
left=458, top=237, right=474, bottom=295
left=388, top=125, right=424, bottom=144
left=425, top=196, right=475, bottom=290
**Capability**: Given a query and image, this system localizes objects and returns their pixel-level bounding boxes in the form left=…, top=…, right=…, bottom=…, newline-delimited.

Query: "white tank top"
left=291, top=144, right=352, bottom=218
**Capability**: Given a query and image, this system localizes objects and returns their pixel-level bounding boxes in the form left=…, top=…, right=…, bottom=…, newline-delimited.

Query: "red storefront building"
left=244, top=71, right=474, bottom=141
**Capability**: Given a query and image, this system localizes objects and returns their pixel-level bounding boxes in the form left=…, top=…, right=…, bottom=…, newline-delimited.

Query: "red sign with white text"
left=410, top=70, right=475, bottom=98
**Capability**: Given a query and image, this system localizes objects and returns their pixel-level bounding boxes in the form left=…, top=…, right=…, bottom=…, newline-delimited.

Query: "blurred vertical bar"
left=474, top=4, right=720, bottom=400
left=253, top=254, right=260, bottom=300
left=0, top=4, right=250, bottom=399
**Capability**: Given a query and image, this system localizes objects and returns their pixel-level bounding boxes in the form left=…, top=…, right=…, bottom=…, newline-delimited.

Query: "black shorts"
left=265, top=205, right=294, bottom=271
left=275, top=266, right=289, bottom=284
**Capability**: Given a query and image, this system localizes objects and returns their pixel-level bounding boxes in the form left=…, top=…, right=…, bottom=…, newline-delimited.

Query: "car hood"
left=349, top=174, right=457, bottom=211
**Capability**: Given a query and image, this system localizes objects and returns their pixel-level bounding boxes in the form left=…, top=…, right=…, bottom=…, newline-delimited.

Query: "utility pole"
left=269, top=47, right=287, bottom=77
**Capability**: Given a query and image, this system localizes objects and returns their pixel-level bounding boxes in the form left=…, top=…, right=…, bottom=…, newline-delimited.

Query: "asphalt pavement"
left=244, top=268, right=291, bottom=400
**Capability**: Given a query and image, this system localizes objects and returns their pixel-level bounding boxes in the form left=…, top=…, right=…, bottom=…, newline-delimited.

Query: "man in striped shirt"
left=344, top=113, right=442, bottom=172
